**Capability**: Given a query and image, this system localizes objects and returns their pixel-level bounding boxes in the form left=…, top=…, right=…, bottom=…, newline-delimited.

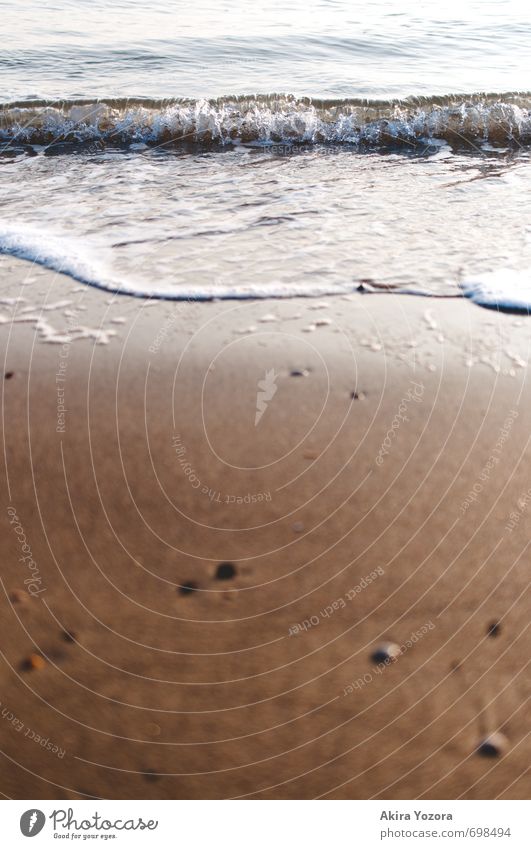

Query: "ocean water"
left=1, top=0, right=531, bottom=306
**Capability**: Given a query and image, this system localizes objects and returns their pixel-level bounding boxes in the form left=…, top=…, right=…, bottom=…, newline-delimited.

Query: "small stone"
left=290, top=369, right=309, bottom=378
left=292, top=521, right=304, bottom=533
left=215, top=563, right=236, bottom=581
left=351, top=390, right=365, bottom=400
left=4, top=371, right=14, bottom=380
left=303, top=449, right=318, bottom=460
left=371, top=641, right=401, bottom=665
left=62, top=630, right=77, bottom=643
left=146, top=723, right=161, bottom=737
left=9, top=589, right=27, bottom=604
left=487, top=621, right=501, bottom=638
left=477, top=732, right=508, bottom=758
left=24, top=653, right=46, bottom=671
left=178, top=581, right=198, bottom=595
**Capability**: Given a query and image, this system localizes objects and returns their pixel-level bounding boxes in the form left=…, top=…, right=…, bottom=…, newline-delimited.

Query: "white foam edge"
left=461, top=269, right=531, bottom=312
left=0, top=221, right=361, bottom=301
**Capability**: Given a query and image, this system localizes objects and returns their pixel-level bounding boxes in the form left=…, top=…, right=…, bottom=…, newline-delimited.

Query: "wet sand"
left=0, top=256, right=529, bottom=799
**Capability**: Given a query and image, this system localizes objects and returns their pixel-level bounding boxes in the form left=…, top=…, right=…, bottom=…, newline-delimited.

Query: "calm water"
left=1, top=0, right=531, bottom=306
left=2, top=0, right=530, bottom=101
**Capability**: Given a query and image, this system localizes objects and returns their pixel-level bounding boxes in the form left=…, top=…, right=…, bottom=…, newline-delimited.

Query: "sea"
left=1, top=0, right=530, bottom=309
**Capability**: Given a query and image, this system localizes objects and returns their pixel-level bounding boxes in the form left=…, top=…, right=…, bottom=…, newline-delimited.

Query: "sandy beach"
left=0, top=255, right=528, bottom=799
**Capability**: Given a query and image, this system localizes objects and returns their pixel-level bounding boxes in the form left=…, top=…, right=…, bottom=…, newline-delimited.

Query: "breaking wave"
left=1, top=92, right=531, bottom=150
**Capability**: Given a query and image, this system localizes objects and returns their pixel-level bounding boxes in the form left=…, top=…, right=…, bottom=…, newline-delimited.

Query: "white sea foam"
left=1, top=95, right=530, bottom=148
left=461, top=270, right=531, bottom=312
left=0, top=222, right=361, bottom=300
left=0, top=223, right=127, bottom=291
left=4, top=222, right=531, bottom=312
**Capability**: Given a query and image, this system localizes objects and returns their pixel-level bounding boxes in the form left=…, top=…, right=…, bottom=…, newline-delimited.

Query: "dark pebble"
left=215, top=562, right=236, bottom=581
left=21, top=653, right=46, bottom=671
left=487, top=621, right=501, bottom=638
left=4, top=371, right=14, bottom=380
left=9, top=589, right=27, bottom=604
left=178, top=581, right=198, bottom=596
left=62, top=630, right=77, bottom=643
left=371, top=641, right=401, bottom=665
left=477, top=732, right=507, bottom=758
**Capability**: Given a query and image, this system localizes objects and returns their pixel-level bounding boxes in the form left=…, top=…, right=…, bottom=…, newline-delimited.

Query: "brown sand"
left=0, top=257, right=529, bottom=799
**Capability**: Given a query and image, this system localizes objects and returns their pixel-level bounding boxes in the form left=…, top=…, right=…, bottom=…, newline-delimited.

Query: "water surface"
left=1, top=0, right=530, bottom=307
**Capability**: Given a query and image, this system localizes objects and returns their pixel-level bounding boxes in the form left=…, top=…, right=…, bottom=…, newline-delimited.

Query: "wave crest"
left=1, top=93, right=531, bottom=149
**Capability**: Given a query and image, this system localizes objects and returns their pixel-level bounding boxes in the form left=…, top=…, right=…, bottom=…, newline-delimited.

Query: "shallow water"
left=1, top=0, right=531, bottom=306
left=2, top=0, right=530, bottom=101
left=1, top=145, right=530, bottom=301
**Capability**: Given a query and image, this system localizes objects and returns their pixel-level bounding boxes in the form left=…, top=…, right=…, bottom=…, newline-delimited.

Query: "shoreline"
left=0, top=256, right=529, bottom=799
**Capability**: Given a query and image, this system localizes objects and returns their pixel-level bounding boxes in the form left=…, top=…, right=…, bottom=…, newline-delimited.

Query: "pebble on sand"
left=62, top=629, right=78, bottom=643
left=215, top=563, right=236, bottom=580
left=477, top=732, right=508, bottom=758
left=371, top=641, right=401, bottom=665
left=178, top=581, right=199, bottom=595
left=487, top=621, right=501, bottom=638
left=9, top=589, right=28, bottom=604
left=24, top=653, right=46, bottom=671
